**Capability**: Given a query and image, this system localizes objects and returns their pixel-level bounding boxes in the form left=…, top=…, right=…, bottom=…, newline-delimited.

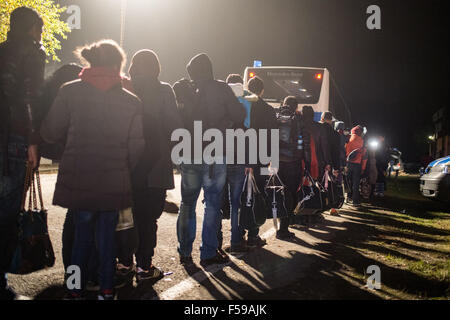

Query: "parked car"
left=420, top=156, right=450, bottom=201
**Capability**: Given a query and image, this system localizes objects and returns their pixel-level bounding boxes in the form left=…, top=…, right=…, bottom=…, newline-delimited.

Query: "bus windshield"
left=248, top=68, right=324, bottom=104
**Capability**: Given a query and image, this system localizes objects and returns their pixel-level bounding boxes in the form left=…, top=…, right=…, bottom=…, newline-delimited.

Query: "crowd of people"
left=1, top=7, right=390, bottom=300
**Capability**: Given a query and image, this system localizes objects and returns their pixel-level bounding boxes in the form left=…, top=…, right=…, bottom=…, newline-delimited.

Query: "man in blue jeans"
left=177, top=163, right=227, bottom=265
left=175, top=54, right=245, bottom=266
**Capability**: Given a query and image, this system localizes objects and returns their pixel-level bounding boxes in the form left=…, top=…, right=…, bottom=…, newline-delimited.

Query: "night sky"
left=54, top=0, right=449, bottom=162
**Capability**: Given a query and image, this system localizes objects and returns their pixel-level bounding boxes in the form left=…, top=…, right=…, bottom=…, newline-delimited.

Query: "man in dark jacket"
left=115, top=49, right=183, bottom=282
left=301, top=106, right=332, bottom=180
left=0, top=7, right=45, bottom=300
left=176, top=53, right=245, bottom=266
left=246, top=76, right=278, bottom=247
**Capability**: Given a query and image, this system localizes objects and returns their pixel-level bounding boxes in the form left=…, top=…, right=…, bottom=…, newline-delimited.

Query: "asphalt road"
left=8, top=172, right=356, bottom=300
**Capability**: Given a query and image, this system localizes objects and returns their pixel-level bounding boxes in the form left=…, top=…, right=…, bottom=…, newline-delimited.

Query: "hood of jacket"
left=351, top=125, right=364, bottom=136
left=186, top=53, right=213, bottom=82
left=79, top=67, right=122, bottom=91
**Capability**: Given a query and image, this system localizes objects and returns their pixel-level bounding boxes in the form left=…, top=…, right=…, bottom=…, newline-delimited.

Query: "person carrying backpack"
left=0, top=7, right=45, bottom=300
left=273, top=96, right=302, bottom=239
left=174, top=53, right=245, bottom=266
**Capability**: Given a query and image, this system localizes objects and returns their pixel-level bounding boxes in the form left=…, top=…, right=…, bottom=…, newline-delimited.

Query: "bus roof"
left=245, top=66, right=327, bottom=71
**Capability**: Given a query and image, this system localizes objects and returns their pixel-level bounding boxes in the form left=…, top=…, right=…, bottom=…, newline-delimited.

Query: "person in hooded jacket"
left=0, top=7, right=45, bottom=300
left=40, top=39, right=145, bottom=300
left=301, top=106, right=332, bottom=180
left=115, top=49, right=183, bottom=282
left=175, top=53, right=245, bottom=266
left=245, top=76, right=277, bottom=247
left=345, top=125, right=366, bottom=207
left=275, top=96, right=302, bottom=240
left=216, top=74, right=258, bottom=255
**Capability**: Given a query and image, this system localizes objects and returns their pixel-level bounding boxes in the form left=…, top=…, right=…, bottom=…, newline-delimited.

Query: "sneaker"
left=247, top=236, right=267, bottom=248
left=200, top=253, right=230, bottom=267
left=179, top=255, right=194, bottom=265
left=136, top=266, right=164, bottom=283
left=116, top=263, right=136, bottom=277
left=229, top=243, right=248, bottom=255
left=0, top=286, right=17, bottom=300
left=276, top=229, right=295, bottom=240
left=97, top=290, right=116, bottom=300
left=63, top=292, right=85, bottom=300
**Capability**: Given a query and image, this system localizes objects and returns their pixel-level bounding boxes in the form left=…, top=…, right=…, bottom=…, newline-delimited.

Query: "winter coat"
left=345, top=126, right=364, bottom=165
left=186, top=53, right=245, bottom=136
left=249, top=97, right=278, bottom=167
left=321, top=121, right=340, bottom=171
left=129, top=76, right=183, bottom=190
left=40, top=68, right=145, bottom=211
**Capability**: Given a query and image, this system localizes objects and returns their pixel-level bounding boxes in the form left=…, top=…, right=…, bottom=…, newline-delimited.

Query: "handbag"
left=238, top=171, right=269, bottom=229
left=9, top=165, right=55, bottom=274
left=265, top=172, right=288, bottom=230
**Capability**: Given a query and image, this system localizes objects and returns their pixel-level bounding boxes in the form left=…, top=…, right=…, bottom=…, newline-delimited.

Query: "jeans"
left=62, top=210, right=98, bottom=282
left=347, top=162, right=362, bottom=205
left=278, top=160, right=302, bottom=232
left=0, top=135, right=27, bottom=290
left=71, top=210, right=118, bottom=293
left=117, top=188, right=165, bottom=269
left=217, top=164, right=246, bottom=248
left=177, top=162, right=227, bottom=260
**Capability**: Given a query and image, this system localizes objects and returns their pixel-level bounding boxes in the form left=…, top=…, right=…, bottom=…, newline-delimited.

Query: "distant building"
left=430, top=107, right=449, bottom=158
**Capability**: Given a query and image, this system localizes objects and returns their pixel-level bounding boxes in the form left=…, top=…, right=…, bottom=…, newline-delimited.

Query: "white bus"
left=243, top=66, right=351, bottom=124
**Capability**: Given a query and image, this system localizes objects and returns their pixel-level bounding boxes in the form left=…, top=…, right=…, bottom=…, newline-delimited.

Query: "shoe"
left=247, top=236, right=267, bottom=247
left=0, top=286, right=17, bottom=300
left=115, top=263, right=135, bottom=288
left=229, top=243, right=248, bottom=255
left=63, top=291, right=85, bottom=300
left=86, top=280, right=100, bottom=292
left=136, top=266, right=164, bottom=283
left=276, top=229, right=295, bottom=240
left=97, top=290, right=116, bottom=300
left=200, top=253, right=230, bottom=267
left=116, top=263, right=136, bottom=278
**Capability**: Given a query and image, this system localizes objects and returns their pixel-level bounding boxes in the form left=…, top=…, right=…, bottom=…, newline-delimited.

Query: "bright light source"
left=249, top=72, right=255, bottom=78
left=369, top=140, right=379, bottom=150
left=315, top=73, right=322, bottom=80
left=428, top=135, right=435, bottom=141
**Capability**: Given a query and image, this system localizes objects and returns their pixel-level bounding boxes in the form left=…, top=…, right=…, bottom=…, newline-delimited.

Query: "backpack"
left=276, top=106, right=297, bottom=158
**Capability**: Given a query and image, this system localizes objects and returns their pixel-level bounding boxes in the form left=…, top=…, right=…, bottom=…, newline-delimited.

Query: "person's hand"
left=245, top=167, right=253, bottom=174
left=27, top=144, right=40, bottom=170
left=268, top=165, right=278, bottom=175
